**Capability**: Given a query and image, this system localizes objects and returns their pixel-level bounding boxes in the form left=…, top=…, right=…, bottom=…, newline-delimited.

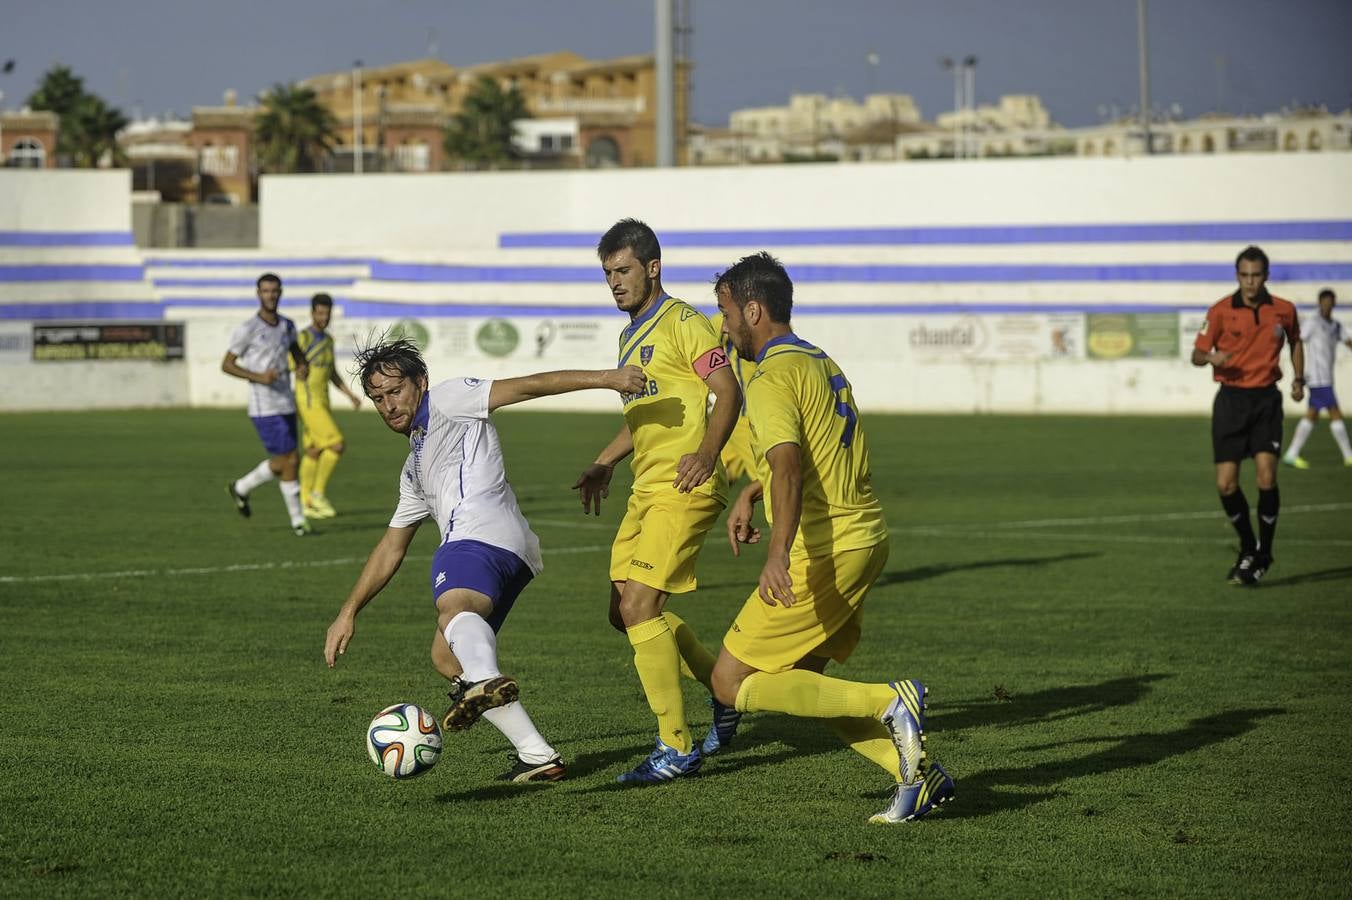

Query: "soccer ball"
left=366, top=703, right=442, bottom=779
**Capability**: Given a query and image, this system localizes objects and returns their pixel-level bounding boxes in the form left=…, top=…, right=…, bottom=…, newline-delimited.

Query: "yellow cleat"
left=1281, top=456, right=1310, bottom=470
left=306, top=494, right=337, bottom=519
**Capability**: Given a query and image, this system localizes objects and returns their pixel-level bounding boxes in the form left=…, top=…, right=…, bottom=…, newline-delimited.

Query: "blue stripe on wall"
left=150, top=277, right=357, bottom=287
left=0, top=302, right=168, bottom=320
left=0, top=265, right=146, bottom=282
left=142, top=257, right=378, bottom=268
left=0, top=231, right=134, bottom=247
left=372, top=261, right=1352, bottom=284
left=501, top=220, right=1352, bottom=248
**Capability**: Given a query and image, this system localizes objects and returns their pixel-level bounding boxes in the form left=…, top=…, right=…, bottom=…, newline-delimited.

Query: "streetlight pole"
left=940, top=57, right=961, bottom=159
left=1137, top=0, right=1152, bottom=154
left=963, top=55, right=978, bottom=159
left=353, top=61, right=363, bottom=174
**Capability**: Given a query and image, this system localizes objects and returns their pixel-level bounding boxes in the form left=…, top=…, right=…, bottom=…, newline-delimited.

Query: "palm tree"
left=443, top=77, right=530, bottom=170
left=28, top=65, right=128, bottom=167
left=255, top=83, right=338, bottom=174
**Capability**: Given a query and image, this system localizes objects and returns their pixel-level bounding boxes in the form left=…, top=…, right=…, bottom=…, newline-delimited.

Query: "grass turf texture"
left=1, top=408, right=1350, bottom=898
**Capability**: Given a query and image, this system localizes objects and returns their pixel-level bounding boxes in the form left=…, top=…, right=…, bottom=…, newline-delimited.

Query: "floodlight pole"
left=941, top=57, right=960, bottom=159
left=353, top=61, right=364, bottom=174
left=1138, top=0, right=1152, bottom=154
left=655, top=0, right=676, bottom=167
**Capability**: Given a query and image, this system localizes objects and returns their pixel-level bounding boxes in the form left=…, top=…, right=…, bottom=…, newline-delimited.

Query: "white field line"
left=0, top=544, right=610, bottom=585
left=3, top=501, right=1349, bottom=586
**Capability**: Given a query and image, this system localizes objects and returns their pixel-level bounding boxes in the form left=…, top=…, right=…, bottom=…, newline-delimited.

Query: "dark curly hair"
left=352, top=333, right=428, bottom=393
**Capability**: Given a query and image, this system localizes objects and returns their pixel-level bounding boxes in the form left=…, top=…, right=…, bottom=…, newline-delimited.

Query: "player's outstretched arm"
left=675, top=365, right=742, bottom=493
left=288, top=340, right=309, bottom=382
left=573, top=424, right=634, bottom=516
left=324, top=524, right=420, bottom=667
left=330, top=367, right=362, bottom=409
left=488, top=365, right=646, bottom=412
left=758, top=442, right=803, bottom=607
left=1190, top=348, right=1231, bottom=368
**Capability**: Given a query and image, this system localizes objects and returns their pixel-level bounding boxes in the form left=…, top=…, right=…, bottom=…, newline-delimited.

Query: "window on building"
left=540, top=134, right=555, bottom=152
left=8, top=137, right=45, bottom=168
left=200, top=144, right=238, bottom=176
left=1202, top=135, right=1215, bottom=153
left=559, top=134, right=573, bottom=150
left=1308, top=130, right=1322, bottom=151
left=394, top=142, right=430, bottom=172
left=586, top=135, right=620, bottom=168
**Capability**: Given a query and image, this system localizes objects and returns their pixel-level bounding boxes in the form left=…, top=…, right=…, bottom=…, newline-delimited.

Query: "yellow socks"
left=734, top=669, right=896, bottom=720
left=626, top=616, right=691, bottom=754
left=299, top=454, right=317, bottom=501
left=663, top=610, right=716, bottom=689
left=828, top=717, right=904, bottom=781
left=314, top=448, right=341, bottom=497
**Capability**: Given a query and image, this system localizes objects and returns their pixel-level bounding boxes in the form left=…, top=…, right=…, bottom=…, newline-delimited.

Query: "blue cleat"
left=868, top=763, right=955, bottom=824
left=617, top=737, right=703, bottom=784
left=882, top=679, right=928, bottom=784
left=700, top=696, right=743, bottom=757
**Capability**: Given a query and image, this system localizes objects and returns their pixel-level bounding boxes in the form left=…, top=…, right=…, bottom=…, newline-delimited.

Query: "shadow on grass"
left=933, top=674, right=1172, bottom=731
left=872, top=551, right=1101, bottom=588
left=937, top=706, right=1285, bottom=819
left=695, top=551, right=1102, bottom=594
left=1256, top=565, right=1352, bottom=588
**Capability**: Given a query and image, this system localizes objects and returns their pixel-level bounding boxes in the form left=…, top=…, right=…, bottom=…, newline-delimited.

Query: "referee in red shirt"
left=1192, top=245, right=1305, bottom=585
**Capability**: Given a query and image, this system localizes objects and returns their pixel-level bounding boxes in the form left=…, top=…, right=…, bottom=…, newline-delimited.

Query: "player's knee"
left=331, top=442, right=345, bottom=454
left=607, top=604, right=626, bottom=633
left=710, top=666, right=742, bottom=708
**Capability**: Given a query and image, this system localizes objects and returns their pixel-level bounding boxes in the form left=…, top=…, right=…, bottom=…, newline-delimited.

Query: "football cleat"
left=882, top=679, right=928, bottom=784
left=292, top=519, right=312, bottom=536
left=1280, top=456, right=1309, bottom=470
left=227, top=482, right=251, bottom=518
left=1231, top=553, right=1258, bottom=585
left=700, top=695, right=743, bottom=757
left=1344, top=458, right=1352, bottom=468
left=1240, top=553, right=1272, bottom=586
left=617, top=737, right=702, bottom=784
left=307, top=494, right=337, bottom=519
left=441, top=675, right=519, bottom=732
left=499, top=754, right=567, bottom=783
left=868, top=763, right=955, bottom=824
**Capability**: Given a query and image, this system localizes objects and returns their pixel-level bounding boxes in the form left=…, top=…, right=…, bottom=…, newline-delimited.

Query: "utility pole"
left=1138, top=0, right=1152, bottom=154
left=964, top=55, right=978, bottom=159
left=655, top=0, right=675, bottom=167
left=941, top=57, right=961, bottom=159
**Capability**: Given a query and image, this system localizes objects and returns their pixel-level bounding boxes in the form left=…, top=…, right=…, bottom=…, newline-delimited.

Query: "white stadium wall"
left=1, top=156, right=1350, bottom=413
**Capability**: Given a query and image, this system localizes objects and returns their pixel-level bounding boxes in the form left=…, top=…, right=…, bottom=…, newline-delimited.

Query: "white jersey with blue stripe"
left=1302, top=315, right=1345, bottom=388
left=227, top=313, right=298, bottom=416
left=388, top=377, right=543, bottom=574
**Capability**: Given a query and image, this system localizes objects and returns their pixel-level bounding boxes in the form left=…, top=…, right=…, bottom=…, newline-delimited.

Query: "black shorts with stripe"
left=1211, top=385, right=1283, bottom=463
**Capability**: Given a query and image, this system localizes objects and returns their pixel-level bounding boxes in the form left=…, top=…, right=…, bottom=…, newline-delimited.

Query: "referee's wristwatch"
left=1293, top=377, right=1307, bottom=386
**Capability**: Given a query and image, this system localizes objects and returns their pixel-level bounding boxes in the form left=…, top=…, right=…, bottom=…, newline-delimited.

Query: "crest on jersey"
left=640, top=344, right=654, bottom=365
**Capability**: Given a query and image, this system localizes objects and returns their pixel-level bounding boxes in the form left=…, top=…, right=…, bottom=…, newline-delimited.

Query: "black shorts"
left=1211, top=385, right=1283, bottom=463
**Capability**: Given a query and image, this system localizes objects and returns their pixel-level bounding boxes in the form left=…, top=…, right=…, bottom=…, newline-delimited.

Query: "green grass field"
left=2, top=408, right=1350, bottom=898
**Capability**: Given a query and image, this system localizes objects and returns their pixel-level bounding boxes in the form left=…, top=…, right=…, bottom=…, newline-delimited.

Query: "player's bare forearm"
left=338, top=526, right=417, bottom=617
left=489, top=366, right=645, bottom=412
left=221, top=353, right=269, bottom=384
left=1290, top=339, right=1306, bottom=401
left=594, top=423, right=635, bottom=467
left=698, top=367, right=742, bottom=461
left=764, top=444, right=802, bottom=560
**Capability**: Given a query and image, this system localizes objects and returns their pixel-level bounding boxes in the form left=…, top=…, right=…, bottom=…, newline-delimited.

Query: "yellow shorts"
left=722, top=539, right=889, bottom=673
left=298, top=404, right=343, bottom=450
left=608, top=489, right=725, bottom=594
left=720, top=416, right=757, bottom=482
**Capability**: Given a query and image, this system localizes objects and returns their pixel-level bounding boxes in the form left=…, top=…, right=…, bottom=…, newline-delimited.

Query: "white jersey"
left=227, top=314, right=299, bottom=416
left=388, top=377, right=543, bottom=574
left=1302, top=315, right=1345, bottom=388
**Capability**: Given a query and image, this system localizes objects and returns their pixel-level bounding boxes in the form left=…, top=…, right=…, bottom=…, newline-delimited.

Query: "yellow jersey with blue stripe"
left=746, top=333, right=887, bottom=556
left=293, top=326, right=336, bottom=411
left=618, top=293, right=729, bottom=501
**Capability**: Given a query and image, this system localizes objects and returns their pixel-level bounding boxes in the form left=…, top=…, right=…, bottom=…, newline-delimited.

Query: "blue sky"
left=4, top=0, right=1350, bottom=126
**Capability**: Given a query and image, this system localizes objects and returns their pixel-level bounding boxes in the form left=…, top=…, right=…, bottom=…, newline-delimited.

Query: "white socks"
left=444, top=612, right=502, bottom=681
left=1286, top=418, right=1352, bottom=461
left=279, top=480, right=305, bottom=526
left=235, top=459, right=275, bottom=495
left=1332, top=419, right=1352, bottom=460
left=444, top=611, right=556, bottom=764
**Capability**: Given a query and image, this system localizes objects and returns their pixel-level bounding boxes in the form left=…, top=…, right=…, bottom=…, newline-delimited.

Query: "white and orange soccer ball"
left=366, top=703, right=442, bottom=779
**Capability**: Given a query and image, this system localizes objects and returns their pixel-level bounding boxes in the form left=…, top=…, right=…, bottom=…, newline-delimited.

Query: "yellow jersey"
left=618, top=293, right=729, bottom=501
left=293, top=326, right=336, bottom=411
left=746, top=333, right=887, bottom=556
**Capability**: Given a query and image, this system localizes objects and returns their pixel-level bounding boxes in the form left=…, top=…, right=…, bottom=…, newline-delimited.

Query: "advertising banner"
left=32, top=322, right=186, bottom=362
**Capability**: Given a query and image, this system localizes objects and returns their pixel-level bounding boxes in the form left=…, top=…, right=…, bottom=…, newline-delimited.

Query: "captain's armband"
left=692, top=347, right=730, bottom=379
